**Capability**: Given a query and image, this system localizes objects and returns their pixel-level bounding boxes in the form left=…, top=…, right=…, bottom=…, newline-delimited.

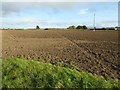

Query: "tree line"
left=36, top=25, right=88, bottom=30
left=36, top=25, right=119, bottom=30
left=67, top=25, right=87, bottom=30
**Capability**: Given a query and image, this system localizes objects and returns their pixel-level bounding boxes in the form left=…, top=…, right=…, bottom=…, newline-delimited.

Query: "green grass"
left=2, top=58, right=120, bottom=88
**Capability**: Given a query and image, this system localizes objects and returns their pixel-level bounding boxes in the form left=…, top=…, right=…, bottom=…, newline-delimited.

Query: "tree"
left=36, top=25, right=40, bottom=29
left=76, top=25, right=82, bottom=29
left=76, top=25, right=88, bottom=30
left=83, top=25, right=87, bottom=29
left=44, top=28, right=49, bottom=30
left=101, top=28, right=106, bottom=30
left=67, top=25, right=76, bottom=29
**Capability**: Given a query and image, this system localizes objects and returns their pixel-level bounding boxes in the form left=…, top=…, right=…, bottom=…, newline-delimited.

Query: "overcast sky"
left=1, top=2, right=118, bottom=29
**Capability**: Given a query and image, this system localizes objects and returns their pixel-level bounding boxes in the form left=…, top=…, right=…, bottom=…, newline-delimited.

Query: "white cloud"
left=2, top=18, right=118, bottom=28
left=78, top=8, right=89, bottom=15
left=2, top=17, right=48, bottom=25
left=17, top=18, right=47, bottom=23
left=2, top=17, right=82, bottom=28
left=78, top=7, right=97, bottom=15
left=98, top=20, right=118, bottom=27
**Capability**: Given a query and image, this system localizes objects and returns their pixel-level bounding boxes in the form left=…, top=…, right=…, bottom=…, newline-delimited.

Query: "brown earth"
left=1, top=30, right=120, bottom=79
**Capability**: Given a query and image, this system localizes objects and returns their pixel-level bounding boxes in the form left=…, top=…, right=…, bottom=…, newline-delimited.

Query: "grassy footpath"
left=2, top=58, right=120, bottom=88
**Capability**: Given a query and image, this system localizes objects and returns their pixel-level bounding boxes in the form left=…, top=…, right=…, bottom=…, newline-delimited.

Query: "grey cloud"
left=2, top=2, right=83, bottom=17
left=2, top=2, right=26, bottom=17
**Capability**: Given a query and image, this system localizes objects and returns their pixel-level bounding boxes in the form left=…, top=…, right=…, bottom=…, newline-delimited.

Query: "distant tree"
left=101, top=28, right=106, bottom=30
left=76, top=25, right=82, bottom=29
left=67, top=25, right=76, bottom=29
left=36, top=25, right=40, bottom=29
left=44, top=28, right=49, bottom=30
left=76, top=25, right=88, bottom=30
left=83, top=25, right=88, bottom=29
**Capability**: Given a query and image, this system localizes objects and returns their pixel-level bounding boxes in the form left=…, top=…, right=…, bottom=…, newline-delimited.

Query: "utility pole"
left=93, top=13, right=96, bottom=31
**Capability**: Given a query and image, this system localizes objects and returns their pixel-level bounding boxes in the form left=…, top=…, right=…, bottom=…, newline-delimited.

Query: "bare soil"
left=2, top=30, right=119, bottom=79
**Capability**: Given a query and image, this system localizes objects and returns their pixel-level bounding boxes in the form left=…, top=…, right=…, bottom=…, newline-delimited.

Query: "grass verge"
left=2, top=58, right=120, bottom=88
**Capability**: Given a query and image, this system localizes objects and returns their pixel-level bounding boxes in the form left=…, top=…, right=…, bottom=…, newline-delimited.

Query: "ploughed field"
left=2, top=30, right=119, bottom=79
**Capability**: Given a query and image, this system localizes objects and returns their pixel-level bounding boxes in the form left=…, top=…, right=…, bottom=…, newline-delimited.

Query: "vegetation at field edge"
left=2, top=58, right=120, bottom=88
